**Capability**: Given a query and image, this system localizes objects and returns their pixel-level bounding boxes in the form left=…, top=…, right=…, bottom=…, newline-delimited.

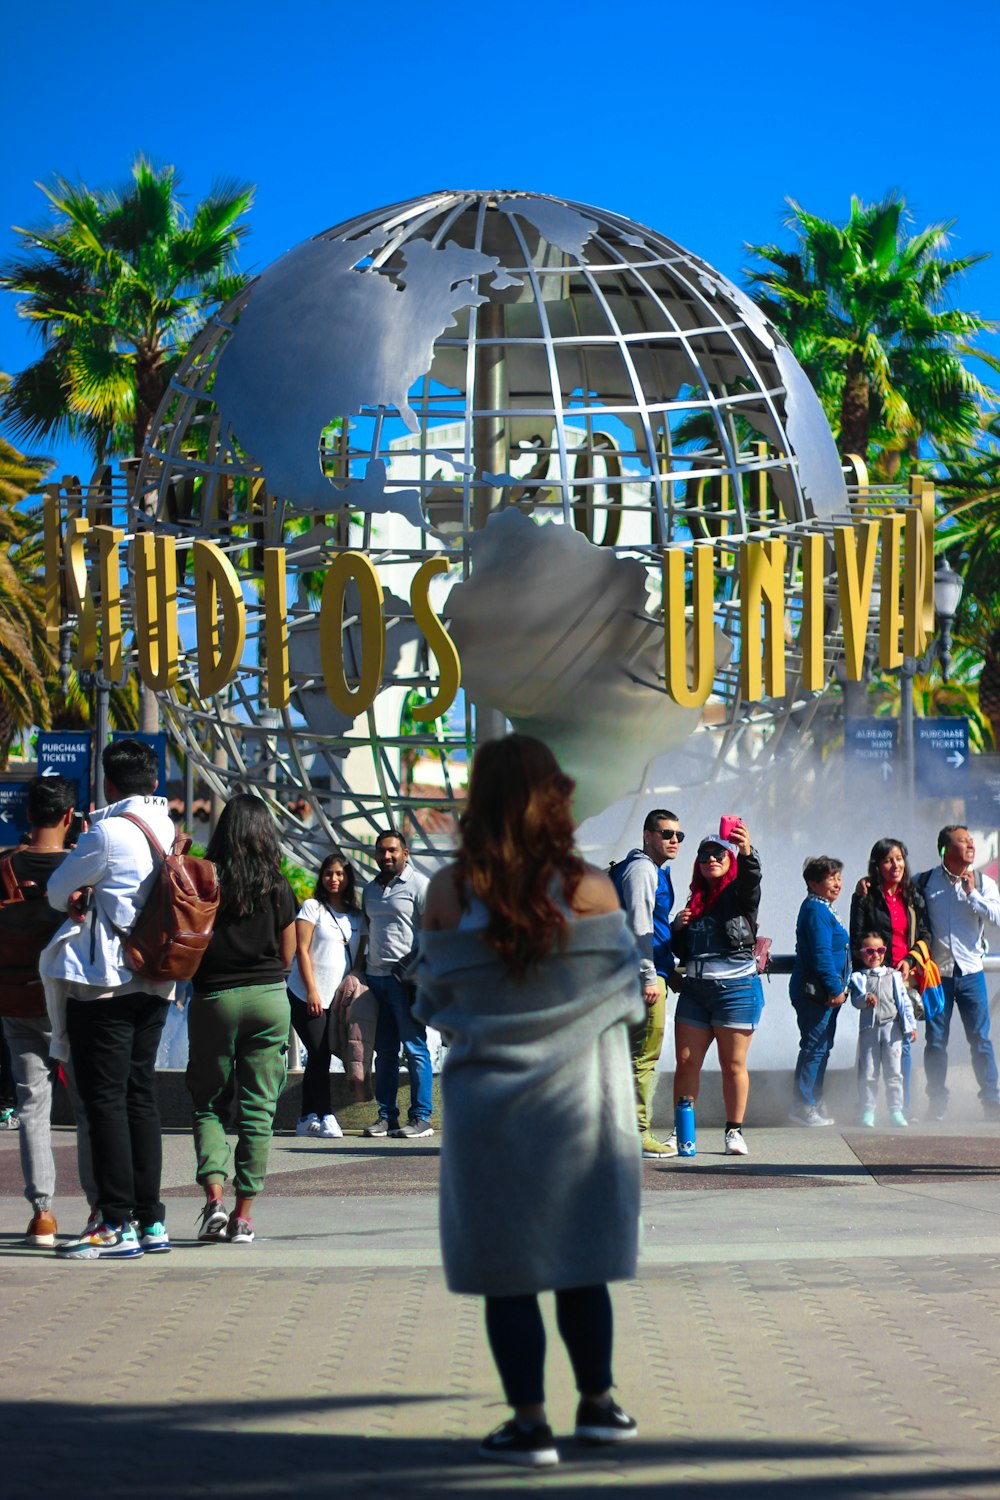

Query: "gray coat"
left=413, top=909, right=643, bottom=1297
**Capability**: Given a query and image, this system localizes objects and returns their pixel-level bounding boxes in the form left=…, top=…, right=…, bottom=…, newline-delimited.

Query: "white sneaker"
left=296, top=1113, right=321, bottom=1136
left=725, top=1128, right=749, bottom=1156
left=319, top=1114, right=343, bottom=1138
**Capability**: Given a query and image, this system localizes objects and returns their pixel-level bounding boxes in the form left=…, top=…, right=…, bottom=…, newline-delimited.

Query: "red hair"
left=686, top=850, right=738, bottom=920
left=454, top=734, right=584, bottom=975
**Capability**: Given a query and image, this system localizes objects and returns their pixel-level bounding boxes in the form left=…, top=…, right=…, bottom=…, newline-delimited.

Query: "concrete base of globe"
left=46, top=1067, right=992, bottom=1131
left=50, top=1069, right=428, bottom=1133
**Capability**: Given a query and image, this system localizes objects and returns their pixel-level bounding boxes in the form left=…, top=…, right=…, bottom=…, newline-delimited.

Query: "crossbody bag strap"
left=0, top=851, right=22, bottom=902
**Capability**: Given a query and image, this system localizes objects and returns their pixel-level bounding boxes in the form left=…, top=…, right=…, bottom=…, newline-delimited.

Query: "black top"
left=849, top=883, right=930, bottom=968
left=10, top=848, right=69, bottom=892
left=670, top=849, right=763, bottom=964
left=193, top=877, right=297, bottom=995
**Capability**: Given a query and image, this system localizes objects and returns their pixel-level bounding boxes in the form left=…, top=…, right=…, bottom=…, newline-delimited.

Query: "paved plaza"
left=2, top=1115, right=1000, bottom=1499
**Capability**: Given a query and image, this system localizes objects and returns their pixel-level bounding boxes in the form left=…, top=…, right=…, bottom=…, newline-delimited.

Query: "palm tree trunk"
left=840, top=356, right=870, bottom=459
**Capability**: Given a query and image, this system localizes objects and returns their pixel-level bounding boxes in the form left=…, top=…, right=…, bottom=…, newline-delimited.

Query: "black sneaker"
left=364, top=1116, right=397, bottom=1137
left=574, top=1398, right=638, bottom=1444
left=478, top=1418, right=559, bottom=1467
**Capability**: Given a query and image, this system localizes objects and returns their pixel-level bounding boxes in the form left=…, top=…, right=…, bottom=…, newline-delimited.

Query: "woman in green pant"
left=187, top=795, right=296, bottom=1245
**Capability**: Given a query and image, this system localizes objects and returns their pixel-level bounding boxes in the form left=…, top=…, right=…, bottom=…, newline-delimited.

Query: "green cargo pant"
left=630, top=976, right=667, bottom=1134
left=186, top=982, right=289, bottom=1198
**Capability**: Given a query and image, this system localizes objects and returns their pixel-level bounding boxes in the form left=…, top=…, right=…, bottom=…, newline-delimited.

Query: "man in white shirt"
left=917, top=825, right=1000, bottom=1121
left=358, top=830, right=431, bottom=1138
left=41, top=740, right=176, bottom=1258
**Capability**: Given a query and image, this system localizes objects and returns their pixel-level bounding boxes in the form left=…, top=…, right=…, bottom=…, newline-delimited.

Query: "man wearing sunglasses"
left=610, top=811, right=684, bottom=1158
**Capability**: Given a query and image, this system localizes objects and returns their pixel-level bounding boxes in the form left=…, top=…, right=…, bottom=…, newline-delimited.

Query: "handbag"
left=753, top=935, right=773, bottom=977
left=910, top=941, right=945, bottom=1023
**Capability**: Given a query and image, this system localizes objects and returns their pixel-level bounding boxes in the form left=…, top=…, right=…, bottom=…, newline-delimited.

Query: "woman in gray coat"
left=416, top=733, right=643, bottom=1469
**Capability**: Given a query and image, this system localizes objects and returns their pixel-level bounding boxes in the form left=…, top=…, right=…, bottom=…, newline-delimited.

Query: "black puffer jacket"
left=671, top=849, right=762, bottom=970
left=849, top=882, right=930, bottom=969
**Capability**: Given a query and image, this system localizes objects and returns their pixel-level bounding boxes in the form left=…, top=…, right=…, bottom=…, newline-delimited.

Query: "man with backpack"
left=917, top=825, right=1000, bottom=1121
left=41, top=740, right=177, bottom=1259
left=0, top=776, right=97, bottom=1245
left=610, top=809, right=683, bottom=1158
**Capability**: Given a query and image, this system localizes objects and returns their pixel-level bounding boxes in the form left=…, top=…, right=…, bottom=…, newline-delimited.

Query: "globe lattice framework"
left=124, top=189, right=891, bottom=873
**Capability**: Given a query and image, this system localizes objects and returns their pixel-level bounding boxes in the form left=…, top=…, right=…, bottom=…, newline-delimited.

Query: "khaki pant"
left=630, top=976, right=667, bottom=1133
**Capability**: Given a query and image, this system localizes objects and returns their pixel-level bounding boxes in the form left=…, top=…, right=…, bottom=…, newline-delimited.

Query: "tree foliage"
left=0, top=155, right=254, bottom=460
left=746, top=193, right=995, bottom=475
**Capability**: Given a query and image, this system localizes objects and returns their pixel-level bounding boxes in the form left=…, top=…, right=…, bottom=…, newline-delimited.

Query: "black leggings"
left=288, top=993, right=335, bottom=1119
left=484, top=1284, right=614, bottom=1408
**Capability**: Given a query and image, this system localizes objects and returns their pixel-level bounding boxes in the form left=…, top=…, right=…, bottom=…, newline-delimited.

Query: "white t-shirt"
left=287, top=899, right=362, bottom=1008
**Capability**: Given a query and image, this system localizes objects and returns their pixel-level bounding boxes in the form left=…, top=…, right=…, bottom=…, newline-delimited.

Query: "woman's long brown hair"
left=454, top=734, right=585, bottom=974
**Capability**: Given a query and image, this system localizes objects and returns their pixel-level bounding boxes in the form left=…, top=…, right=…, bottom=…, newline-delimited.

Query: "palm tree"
left=0, top=393, right=54, bottom=760
left=0, top=155, right=254, bottom=461
left=934, top=412, right=1000, bottom=744
left=1, top=157, right=254, bottom=730
left=746, top=193, right=995, bottom=473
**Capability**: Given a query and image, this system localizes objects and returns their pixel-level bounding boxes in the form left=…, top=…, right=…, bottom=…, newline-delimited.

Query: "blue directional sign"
left=844, top=718, right=899, bottom=785
left=915, top=718, right=970, bottom=800
left=0, top=778, right=32, bottom=846
left=964, top=752, right=1000, bottom=830
left=111, top=731, right=168, bottom=797
left=37, top=732, right=93, bottom=813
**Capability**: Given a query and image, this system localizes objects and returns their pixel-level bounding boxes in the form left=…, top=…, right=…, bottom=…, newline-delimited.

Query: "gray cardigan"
left=413, top=909, right=643, bottom=1297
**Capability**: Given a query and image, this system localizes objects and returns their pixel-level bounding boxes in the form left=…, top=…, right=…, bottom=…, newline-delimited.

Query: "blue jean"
left=924, top=968, right=1000, bottom=1108
left=790, top=995, right=841, bottom=1110
left=368, top=973, right=433, bottom=1122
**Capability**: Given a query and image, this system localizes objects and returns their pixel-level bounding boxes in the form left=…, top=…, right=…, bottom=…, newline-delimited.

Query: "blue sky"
left=4, top=0, right=1000, bottom=481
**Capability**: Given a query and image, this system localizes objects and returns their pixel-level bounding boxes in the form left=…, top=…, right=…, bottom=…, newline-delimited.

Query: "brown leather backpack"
left=0, top=851, right=68, bottom=1017
left=112, top=814, right=220, bottom=981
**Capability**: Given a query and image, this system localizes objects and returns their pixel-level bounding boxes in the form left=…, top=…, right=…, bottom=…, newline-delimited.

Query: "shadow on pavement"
left=2, top=1399, right=998, bottom=1499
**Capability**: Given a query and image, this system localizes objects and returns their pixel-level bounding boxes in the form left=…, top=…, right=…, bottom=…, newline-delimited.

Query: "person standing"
left=849, top=930, right=917, bottom=1127
left=788, top=856, right=850, bottom=1127
left=358, top=830, right=432, bottom=1139
left=916, top=825, right=1000, bottom=1121
left=41, top=740, right=175, bottom=1260
left=287, top=849, right=362, bottom=1139
left=0, top=776, right=96, bottom=1244
left=187, top=795, right=298, bottom=1245
left=416, top=734, right=640, bottom=1467
left=611, top=809, right=682, bottom=1158
left=671, top=818, right=764, bottom=1157
left=850, top=837, right=930, bottom=1113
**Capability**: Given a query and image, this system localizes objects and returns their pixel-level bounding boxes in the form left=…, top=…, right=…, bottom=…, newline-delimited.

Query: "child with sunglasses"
left=849, top=931, right=917, bottom=1128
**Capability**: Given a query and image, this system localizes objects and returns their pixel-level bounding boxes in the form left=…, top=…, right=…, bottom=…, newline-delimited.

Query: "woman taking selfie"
left=671, top=817, right=764, bottom=1156
left=415, top=734, right=642, bottom=1469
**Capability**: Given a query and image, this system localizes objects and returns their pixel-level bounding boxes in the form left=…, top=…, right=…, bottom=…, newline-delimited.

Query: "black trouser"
left=66, top=992, right=169, bottom=1228
left=484, top=1284, right=614, bottom=1407
left=288, top=992, right=335, bottom=1120
left=0, top=1031, right=15, bottom=1111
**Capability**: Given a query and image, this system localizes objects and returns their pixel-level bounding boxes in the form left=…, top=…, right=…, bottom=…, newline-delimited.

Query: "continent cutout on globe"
left=213, top=231, right=509, bottom=526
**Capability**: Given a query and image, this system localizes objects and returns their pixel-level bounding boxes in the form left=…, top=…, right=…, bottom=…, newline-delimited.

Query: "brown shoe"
left=25, top=1209, right=57, bottom=1246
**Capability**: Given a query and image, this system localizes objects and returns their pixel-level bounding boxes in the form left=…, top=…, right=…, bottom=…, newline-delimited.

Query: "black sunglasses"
left=653, top=829, right=684, bottom=842
left=698, top=845, right=727, bottom=861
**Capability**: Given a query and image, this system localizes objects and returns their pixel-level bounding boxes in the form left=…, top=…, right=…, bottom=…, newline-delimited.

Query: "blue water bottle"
left=676, top=1096, right=696, bottom=1157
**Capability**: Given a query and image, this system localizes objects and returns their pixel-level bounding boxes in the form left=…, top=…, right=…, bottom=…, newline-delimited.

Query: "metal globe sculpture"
left=132, top=189, right=851, bottom=867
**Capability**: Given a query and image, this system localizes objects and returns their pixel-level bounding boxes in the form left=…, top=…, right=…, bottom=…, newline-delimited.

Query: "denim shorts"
left=675, top=973, right=765, bottom=1031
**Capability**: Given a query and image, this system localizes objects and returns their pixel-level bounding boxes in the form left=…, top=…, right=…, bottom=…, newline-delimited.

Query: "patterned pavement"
left=2, top=1124, right=1000, bottom=1498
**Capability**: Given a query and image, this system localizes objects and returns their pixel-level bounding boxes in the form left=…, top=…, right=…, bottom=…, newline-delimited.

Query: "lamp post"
left=899, top=559, right=965, bottom=793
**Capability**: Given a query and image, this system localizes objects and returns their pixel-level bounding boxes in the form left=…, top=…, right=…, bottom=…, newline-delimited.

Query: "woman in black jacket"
left=849, top=837, right=930, bottom=1112
left=671, top=818, right=763, bottom=1157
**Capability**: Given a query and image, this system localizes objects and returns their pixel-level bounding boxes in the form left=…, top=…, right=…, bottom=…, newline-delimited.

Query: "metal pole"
left=472, top=298, right=509, bottom=742
left=94, top=676, right=110, bottom=809
left=184, top=750, right=194, bottom=833
left=900, top=656, right=915, bottom=802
